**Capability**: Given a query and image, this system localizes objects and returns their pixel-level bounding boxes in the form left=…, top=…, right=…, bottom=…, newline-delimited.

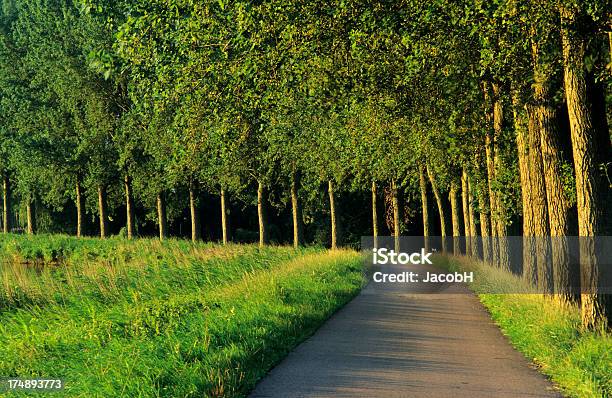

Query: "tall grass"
left=0, top=234, right=308, bottom=312
left=437, top=256, right=611, bottom=398
left=0, top=234, right=364, bottom=397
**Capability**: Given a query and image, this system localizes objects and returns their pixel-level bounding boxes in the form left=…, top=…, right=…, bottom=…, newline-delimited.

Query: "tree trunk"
left=391, top=179, right=400, bottom=251
left=527, top=104, right=552, bottom=290
left=2, top=175, right=10, bottom=234
left=26, top=195, right=35, bottom=235
left=560, top=4, right=609, bottom=329
left=372, top=181, right=379, bottom=248
left=492, top=82, right=510, bottom=270
left=189, top=185, right=201, bottom=242
left=532, top=37, right=573, bottom=299
left=483, top=82, right=499, bottom=266
left=419, top=165, right=430, bottom=251
left=257, top=181, right=267, bottom=247
left=220, top=189, right=229, bottom=245
left=450, top=180, right=461, bottom=256
left=157, top=192, right=167, bottom=241
left=76, top=181, right=85, bottom=237
left=97, top=185, right=108, bottom=239
left=609, top=31, right=612, bottom=75
left=485, top=123, right=499, bottom=265
left=328, top=180, right=338, bottom=249
left=124, top=175, right=135, bottom=239
left=291, top=173, right=303, bottom=248
left=427, top=165, right=447, bottom=252
left=477, top=175, right=491, bottom=263
left=468, top=176, right=480, bottom=258
left=419, top=166, right=430, bottom=250
left=513, top=92, right=537, bottom=282
left=461, top=169, right=471, bottom=256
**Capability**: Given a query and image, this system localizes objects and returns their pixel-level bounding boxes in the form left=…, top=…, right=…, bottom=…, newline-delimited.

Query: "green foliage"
left=1, top=0, right=610, bottom=242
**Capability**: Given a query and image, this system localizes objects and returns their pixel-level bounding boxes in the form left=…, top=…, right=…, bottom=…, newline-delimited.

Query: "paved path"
left=250, top=263, right=562, bottom=398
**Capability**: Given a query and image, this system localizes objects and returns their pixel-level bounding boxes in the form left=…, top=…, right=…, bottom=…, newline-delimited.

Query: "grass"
left=0, top=234, right=364, bottom=397
left=436, top=255, right=611, bottom=398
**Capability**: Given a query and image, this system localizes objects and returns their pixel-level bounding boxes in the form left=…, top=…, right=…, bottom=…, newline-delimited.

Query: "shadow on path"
left=249, top=262, right=562, bottom=398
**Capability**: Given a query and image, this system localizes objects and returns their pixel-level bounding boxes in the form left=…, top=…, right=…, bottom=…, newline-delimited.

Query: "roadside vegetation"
left=0, top=234, right=364, bottom=397
left=437, top=256, right=611, bottom=398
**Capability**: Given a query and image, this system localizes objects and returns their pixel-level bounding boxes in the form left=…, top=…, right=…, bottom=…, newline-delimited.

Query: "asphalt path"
left=249, top=262, right=562, bottom=398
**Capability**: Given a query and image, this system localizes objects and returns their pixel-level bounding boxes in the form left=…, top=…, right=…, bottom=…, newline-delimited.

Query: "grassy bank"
left=0, top=234, right=364, bottom=397
left=437, top=256, right=611, bottom=398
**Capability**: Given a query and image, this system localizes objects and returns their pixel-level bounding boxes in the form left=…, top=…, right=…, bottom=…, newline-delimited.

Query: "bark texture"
left=419, top=166, right=430, bottom=251
left=291, top=174, right=303, bottom=248
left=485, top=106, right=499, bottom=264
left=328, top=180, right=338, bottom=249
left=527, top=105, right=552, bottom=289
left=220, top=189, right=229, bottom=244
left=97, top=185, right=108, bottom=239
left=257, top=181, right=267, bottom=247
left=513, top=93, right=536, bottom=281
left=427, top=165, right=447, bottom=252
left=492, top=83, right=510, bottom=270
left=2, top=175, right=10, bottom=233
left=560, top=4, right=609, bottom=329
left=26, top=196, right=35, bottom=235
left=372, top=181, right=379, bottom=248
left=76, top=181, right=85, bottom=237
left=391, top=179, right=400, bottom=251
left=157, top=192, right=167, bottom=241
left=461, top=169, right=471, bottom=256
left=450, top=180, right=461, bottom=255
left=189, top=185, right=201, bottom=242
left=532, top=35, right=574, bottom=299
left=477, top=172, right=490, bottom=263
left=125, top=175, right=135, bottom=239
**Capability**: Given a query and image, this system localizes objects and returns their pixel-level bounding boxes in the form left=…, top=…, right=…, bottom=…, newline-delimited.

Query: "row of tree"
left=1, top=0, right=611, bottom=328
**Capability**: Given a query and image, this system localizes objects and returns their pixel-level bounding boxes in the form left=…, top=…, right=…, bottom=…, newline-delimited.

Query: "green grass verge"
left=436, top=255, right=611, bottom=398
left=0, top=234, right=364, bottom=397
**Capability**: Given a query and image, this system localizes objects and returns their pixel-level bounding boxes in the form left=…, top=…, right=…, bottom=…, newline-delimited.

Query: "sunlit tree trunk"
left=461, top=169, right=471, bottom=256
left=3, top=175, right=10, bottom=234
left=527, top=104, right=552, bottom=289
left=26, top=194, right=35, bottom=235
left=468, top=176, right=480, bottom=259
left=291, top=173, right=303, bottom=249
left=427, top=165, right=447, bottom=252
left=450, top=180, right=461, bottom=256
left=124, top=175, right=135, bottom=239
left=76, top=180, right=85, bottom=237
left=97, top=185, right=108, bottom=239
left=391, top=179, right=400, bottom=252
left=492, top=83, right=510, bottom=270
left=257, top=181, right=267, bottom=247
left=419, top=165, right=430, bottom=251
left=328, top=180, right=338, bottom=249
left=372, top=181, right=379, bottom=248
left=157, top=192, right=167, bottom=241
left=513, top=92, right=536, bottom=282
left=560, top=4, right=609, bottom=329
left=483, top=82, right=499, bottom=266
left=189, top=183, right=200, bottom=242
left=532, top=37, right=573, bottom=300
left=476, top=172, right=490, bottom=263
left=220, top=188, right=229, bottom=245
left=609, top=31, right=612, bottom=72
